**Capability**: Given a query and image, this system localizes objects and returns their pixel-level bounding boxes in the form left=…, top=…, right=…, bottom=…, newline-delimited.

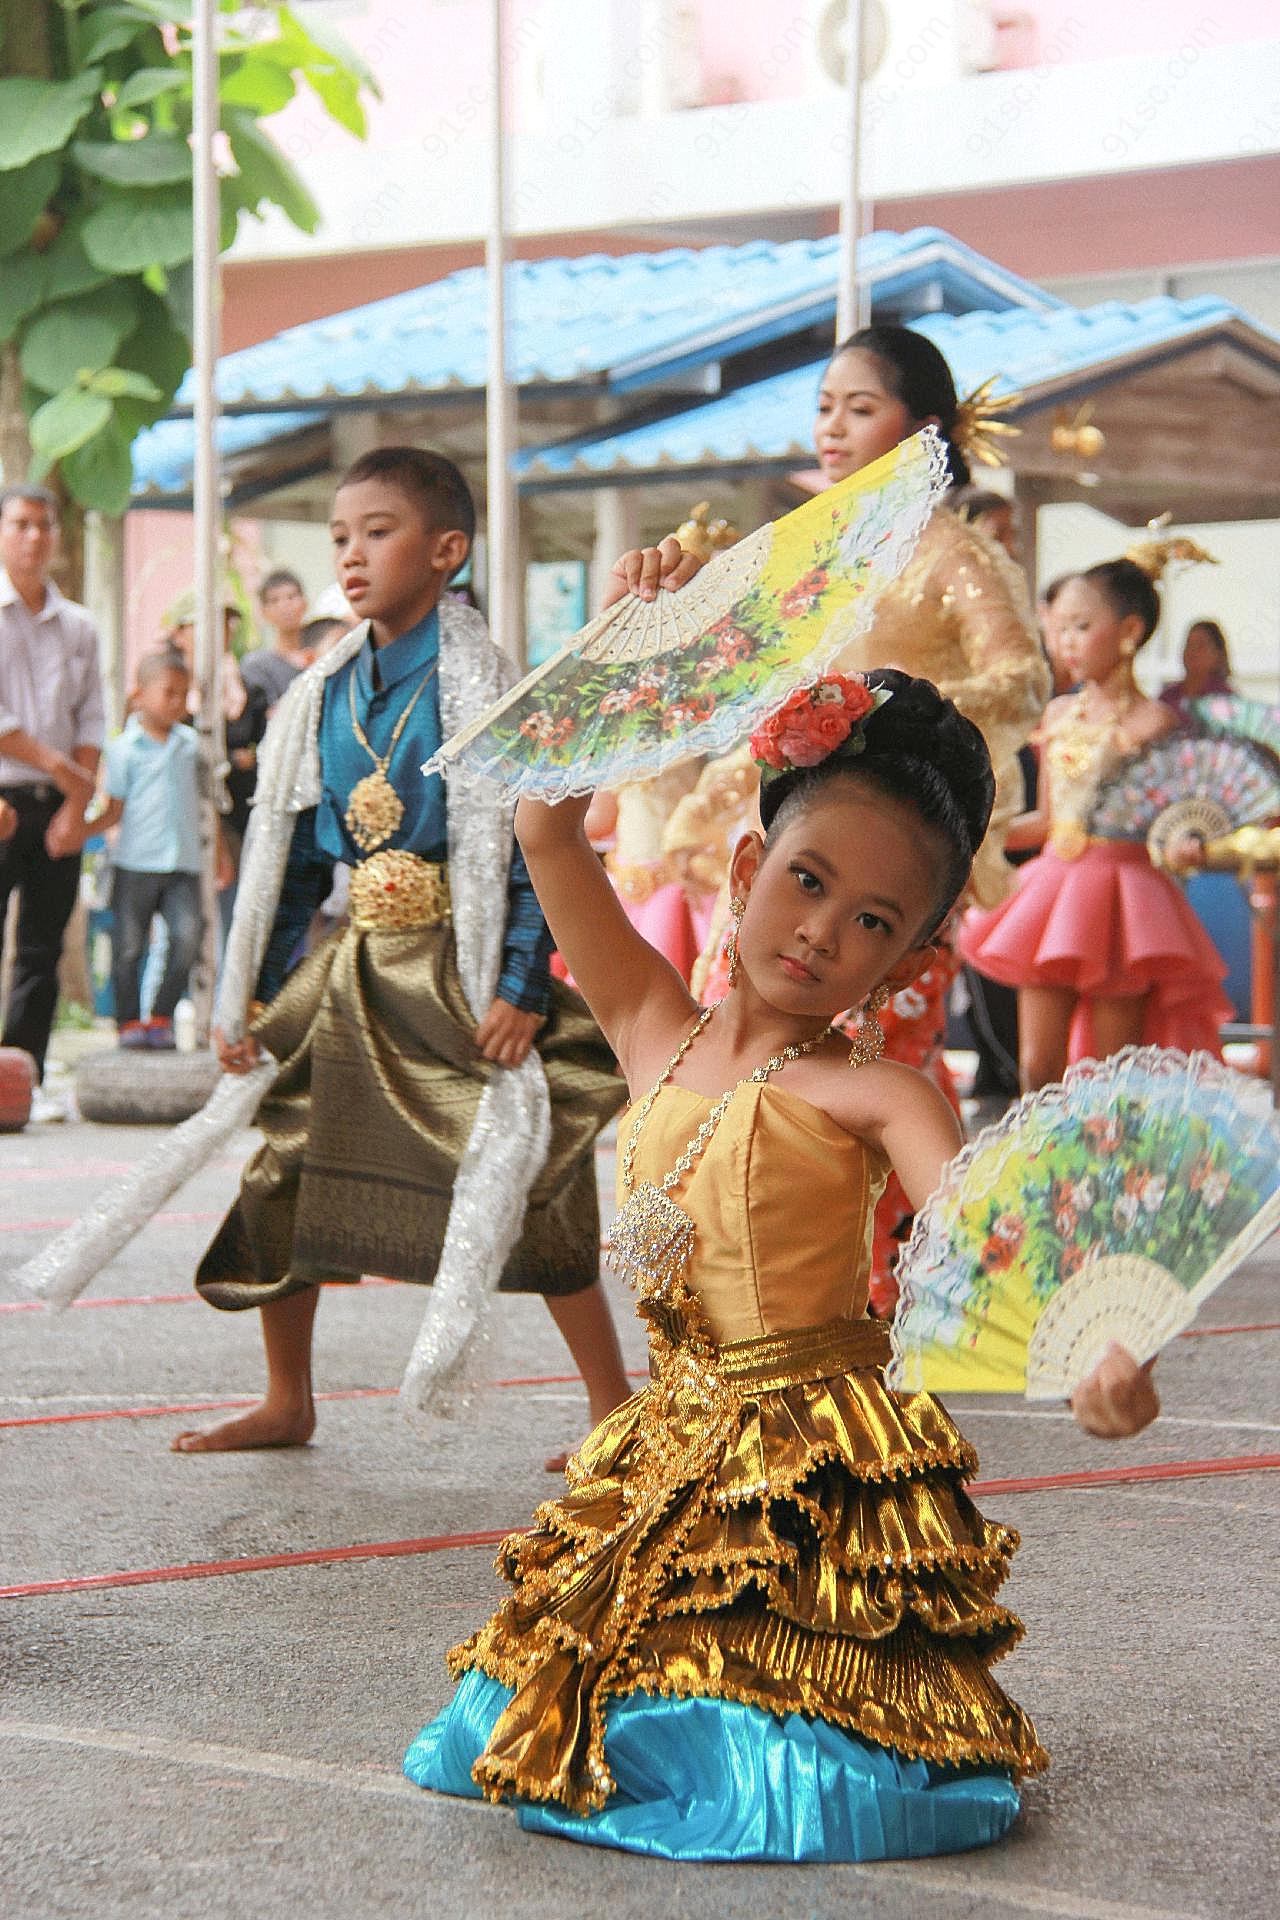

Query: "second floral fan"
left=424, top=429, right=947, bottom=801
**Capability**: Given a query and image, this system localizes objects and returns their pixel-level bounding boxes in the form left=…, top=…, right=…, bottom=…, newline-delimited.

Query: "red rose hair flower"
left=750, top=673, right=888, bottom=776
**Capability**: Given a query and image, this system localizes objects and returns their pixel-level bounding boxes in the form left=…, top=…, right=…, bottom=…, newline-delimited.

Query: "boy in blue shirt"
left=173, top=449, right=628, bottom=1458
left=99, top=650, right=204, bottom=1049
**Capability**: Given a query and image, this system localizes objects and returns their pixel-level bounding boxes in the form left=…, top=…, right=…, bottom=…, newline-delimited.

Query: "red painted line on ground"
left=3, top=1455, right=1276, bottom=1601
left=0, top=1208, right=219, bottom=1236
left=0, top=1529, right=512, bottom=1600
left=0, top=1387, right=397, bottom=1430
left=972, top=1452, right=1280, bottom=1496
left=1178, top=1320, right=1280, bottom=1338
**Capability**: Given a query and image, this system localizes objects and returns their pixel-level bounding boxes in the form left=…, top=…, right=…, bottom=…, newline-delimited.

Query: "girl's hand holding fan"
left=889, top=1047, right=1280, bottom=1403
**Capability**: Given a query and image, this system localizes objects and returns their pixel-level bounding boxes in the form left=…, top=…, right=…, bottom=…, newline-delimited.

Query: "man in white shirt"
left=0, top=485, right=105, bottom=1092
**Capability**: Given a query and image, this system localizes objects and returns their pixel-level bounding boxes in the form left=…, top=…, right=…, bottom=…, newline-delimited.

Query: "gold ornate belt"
left=348, top=849, right=451, bottom=931
left=1048, top=820, right=1096, bottom=861
left=647, top=1305, right=890, bottom=1389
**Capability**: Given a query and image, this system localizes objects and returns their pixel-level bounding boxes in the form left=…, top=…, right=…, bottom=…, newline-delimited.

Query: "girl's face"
left=731, top=779, right=944, bottom=1021
left=813, top=351, right=923, bottom=484
left=1054, top=576, right=1143, bottom=685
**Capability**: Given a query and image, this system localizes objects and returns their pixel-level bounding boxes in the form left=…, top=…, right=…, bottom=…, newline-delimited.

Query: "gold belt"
left=648, top=1306, right=890, bottom=1389
left=1048, top=820, right=1096, bottom=861
left=348, top=850, right=451, bottom=931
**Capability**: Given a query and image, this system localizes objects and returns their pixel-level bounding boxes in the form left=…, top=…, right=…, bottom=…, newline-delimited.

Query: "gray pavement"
left=2, top=1087, right=1277, bottom=1920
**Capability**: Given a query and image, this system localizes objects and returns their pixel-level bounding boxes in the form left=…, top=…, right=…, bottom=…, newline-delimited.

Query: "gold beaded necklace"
left=610, top=1005, right=832, bottom=1299
left=344, top=658, right=441, bottom=854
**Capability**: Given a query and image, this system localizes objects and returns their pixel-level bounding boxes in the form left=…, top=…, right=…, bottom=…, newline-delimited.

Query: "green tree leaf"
left=82, top=188, right=195, bottom=273
left=115, top=293, right=192, bottom=426
left=19, top=283, right=140, bottom=392
left=218, top=57, right=296, bottom=117
left=224, top=111, right=319, bottom=232
left=82, top=367, right=164, bottom=402
left=79, top=8, right=157, bottom=66
left=112, top=67, right=188, bottom=112
left=60, top=419, right=137, bottom=517
left=43, top=218, right=113, bottom=303
left=72, top=133, right=193, bottom=187
left=29, top=385, right=114, bottom=464
left=0, top=71, right=104, bottom=169
left=278, top=5, right=381, bottom=100
left=0, top=154, right=61, bottom=262
left=0, top=254, right=45, bottom=345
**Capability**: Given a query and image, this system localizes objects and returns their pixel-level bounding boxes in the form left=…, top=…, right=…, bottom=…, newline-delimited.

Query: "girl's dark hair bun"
left=760, top=668, right=995, bottom=926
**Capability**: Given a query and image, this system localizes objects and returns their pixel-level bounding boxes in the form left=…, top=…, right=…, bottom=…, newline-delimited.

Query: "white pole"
left=191, top=0, right=225, bottom=1042
left=836, top=0, right=866, bottom=341
left=486, top=0, right=521, bottom=663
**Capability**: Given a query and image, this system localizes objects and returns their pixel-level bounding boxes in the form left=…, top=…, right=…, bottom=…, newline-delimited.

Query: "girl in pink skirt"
left=960, top=555, right=1231, bottom=1088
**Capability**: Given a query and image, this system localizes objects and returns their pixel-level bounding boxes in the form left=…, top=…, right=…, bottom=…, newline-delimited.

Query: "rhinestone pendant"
left=345, top=768, right=405, bottom=853
left=608, top=1182, right=695, bottom=1298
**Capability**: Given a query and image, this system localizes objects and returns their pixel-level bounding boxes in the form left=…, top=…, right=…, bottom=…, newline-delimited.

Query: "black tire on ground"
left=74, top=1048, right=222, bottom=1125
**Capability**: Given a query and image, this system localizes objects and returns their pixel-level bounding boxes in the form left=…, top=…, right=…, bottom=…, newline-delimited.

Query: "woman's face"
left=813, top=351, right=921, bottom=484
left=1182, top=625, right=1223, bottom=687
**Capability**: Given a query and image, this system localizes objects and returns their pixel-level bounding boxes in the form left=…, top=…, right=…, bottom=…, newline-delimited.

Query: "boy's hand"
left=214, top=1026, right=262, bottom=1075
left=603, top=536, right=705, bottom=610
left=1070, top=1342, right=1160, bottom=1438
left=0, top=797, right=16, bottom=841
left=475, top=996, right=544, bottom=1068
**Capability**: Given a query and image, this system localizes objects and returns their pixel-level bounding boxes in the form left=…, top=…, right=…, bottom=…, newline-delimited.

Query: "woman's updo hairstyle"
left=833, top=324, right=972, bottom=487
left=1081, top=559, right=1161, bottom=646
left=759, top=669, right=995, bottom=931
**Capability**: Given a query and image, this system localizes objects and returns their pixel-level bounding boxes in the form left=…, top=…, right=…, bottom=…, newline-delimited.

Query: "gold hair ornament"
left=1123, top=513, right=1219, bottom=583
left=951, top=377, right=1021, bottom=470
left=672, top=500, right=741, bottom=563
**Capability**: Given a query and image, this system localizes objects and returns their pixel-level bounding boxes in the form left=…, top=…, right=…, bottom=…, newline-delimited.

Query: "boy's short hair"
left=259, top=568, right=304, bottom=601
left=136, top=647, right=190, bottom=690
left=337, top=446, right=476, bottom=551
left=301, top=615, right=346, bottom=650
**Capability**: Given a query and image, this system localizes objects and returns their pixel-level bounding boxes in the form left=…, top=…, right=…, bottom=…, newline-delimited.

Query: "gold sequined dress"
left=405, top=1081, right=1046, bottom=1860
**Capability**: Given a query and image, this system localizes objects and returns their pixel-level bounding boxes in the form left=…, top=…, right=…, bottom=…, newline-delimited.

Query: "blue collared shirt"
left=257, top=615, right=552, bottom=1011
left=103, top=715, right=202, bottom=874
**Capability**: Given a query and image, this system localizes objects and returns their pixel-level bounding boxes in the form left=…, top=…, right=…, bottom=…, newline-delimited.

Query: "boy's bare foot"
left=171, top=1400, right=316, bottom=1452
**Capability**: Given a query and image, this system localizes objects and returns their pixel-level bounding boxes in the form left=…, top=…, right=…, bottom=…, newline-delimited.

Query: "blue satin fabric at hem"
left=404, top=1669, right=1020, bottom=1862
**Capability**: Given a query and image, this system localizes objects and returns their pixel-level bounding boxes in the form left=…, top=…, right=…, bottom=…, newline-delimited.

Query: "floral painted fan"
left=425, top=429, right=947, bottom=799
left=1189, top=694, right=1280, bottom=762
left=890, top=1048, right=1280, bottom=1399
left=1087, top=735, right=1280, bottom=860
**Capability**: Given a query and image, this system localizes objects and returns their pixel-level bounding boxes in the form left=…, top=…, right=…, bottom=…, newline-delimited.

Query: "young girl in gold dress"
left=405, top=635, right=1157, bottom=1861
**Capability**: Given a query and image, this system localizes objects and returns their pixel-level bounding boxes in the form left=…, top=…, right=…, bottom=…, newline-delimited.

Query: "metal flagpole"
left=836, top=0, right=868, bottom=340
left=190, top=0, right=226, bottom=1042
left=486, top=0, right=521, bottom=662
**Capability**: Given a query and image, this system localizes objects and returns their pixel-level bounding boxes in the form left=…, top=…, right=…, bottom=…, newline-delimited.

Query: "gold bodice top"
left=1039, top=694, right=1138, bottom=830
left=619, top=1080, right=888, bottom=1344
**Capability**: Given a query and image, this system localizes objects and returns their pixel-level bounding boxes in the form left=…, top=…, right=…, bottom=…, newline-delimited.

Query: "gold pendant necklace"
left=610, top=1007, right=832, bottom=1301
left=344, top=656, right=441, bottom=854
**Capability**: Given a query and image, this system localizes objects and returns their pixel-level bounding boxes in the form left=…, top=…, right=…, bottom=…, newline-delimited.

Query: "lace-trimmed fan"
left=1188, top=694, right=1280, bottom=761
left=1087, top=734, right=1280, bottom=862
left=424, top=429, right=948, bottom=800
left=889, top=1048, right=1280, bottom=1399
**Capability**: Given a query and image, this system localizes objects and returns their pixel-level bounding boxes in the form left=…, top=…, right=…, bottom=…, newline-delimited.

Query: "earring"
left=725, top=896, right=745, bottom=988
left=848, top=985, right=889, bottom=1068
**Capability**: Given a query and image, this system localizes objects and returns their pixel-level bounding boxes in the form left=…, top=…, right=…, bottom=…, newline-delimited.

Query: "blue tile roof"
left=517, top=296, right=1280, bottom=486
left=131, top=408, right=325, bottom=504
left=165, top=228, right=1059, bottom=417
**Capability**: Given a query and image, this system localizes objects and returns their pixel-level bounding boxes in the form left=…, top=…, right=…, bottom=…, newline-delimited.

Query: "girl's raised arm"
left=516, top=794, right=695, bottom=1069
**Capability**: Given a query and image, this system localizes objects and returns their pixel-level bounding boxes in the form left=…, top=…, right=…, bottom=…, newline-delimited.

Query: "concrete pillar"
left=590, top=488, right=641, bottom=610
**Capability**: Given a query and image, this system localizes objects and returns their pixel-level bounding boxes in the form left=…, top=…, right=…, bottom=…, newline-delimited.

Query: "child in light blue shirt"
left=99, top=650, right=204, bottom=1048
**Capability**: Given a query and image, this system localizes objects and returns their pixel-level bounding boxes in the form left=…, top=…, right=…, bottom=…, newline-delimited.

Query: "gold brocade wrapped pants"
left=449, top=1307, right=1047, bottom=1816
left=196, top=920, right=623, bottom=1307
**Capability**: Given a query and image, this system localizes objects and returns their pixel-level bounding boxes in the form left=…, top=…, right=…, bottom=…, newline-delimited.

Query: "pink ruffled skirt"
left=959, top=840, right=1231, bottom=1061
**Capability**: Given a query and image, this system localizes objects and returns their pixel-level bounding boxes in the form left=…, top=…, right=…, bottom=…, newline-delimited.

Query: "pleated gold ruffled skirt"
left=448, top=1307, right=1047, bottom=1816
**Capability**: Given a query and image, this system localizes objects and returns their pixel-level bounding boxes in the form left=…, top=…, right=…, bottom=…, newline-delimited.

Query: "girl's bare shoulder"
left=795, top=1049, right=955, bottom=1140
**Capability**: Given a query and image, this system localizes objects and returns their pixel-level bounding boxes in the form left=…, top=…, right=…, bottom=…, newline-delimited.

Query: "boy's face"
left=329, top=478, right=468, bottom=635
left=261, top=579, right=307, bottom=635
left=137, top=668, right=190, bottom=732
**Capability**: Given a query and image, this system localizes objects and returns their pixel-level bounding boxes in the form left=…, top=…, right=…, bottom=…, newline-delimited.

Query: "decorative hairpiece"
left=1123, top=512, right=1219, bottom=582
left=750, top=673, right=891, bottom=779
left=673, top=499, right=741, bottom=562
left=951, top=376, right=1021, bottom=469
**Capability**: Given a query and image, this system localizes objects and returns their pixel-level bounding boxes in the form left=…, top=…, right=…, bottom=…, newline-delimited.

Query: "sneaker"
left=145, top=1017, right=175, bottom=1050
left=28, top=1083, right=69, bottom=1124
left=118, top=1021, right=150, bottom=1050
